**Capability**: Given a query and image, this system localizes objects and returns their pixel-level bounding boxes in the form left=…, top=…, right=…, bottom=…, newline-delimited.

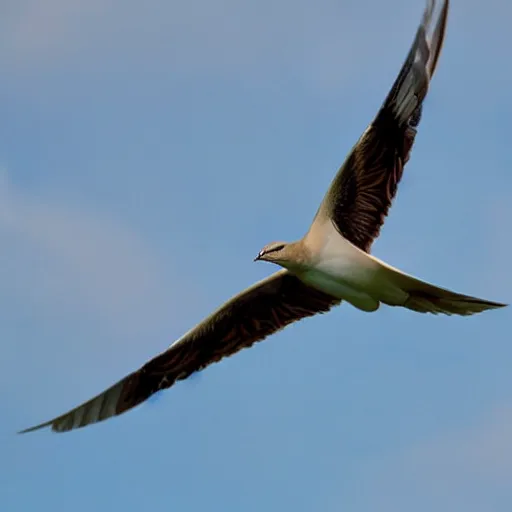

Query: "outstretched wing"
left=19, top=0, right=451, bottom=435
left=20, top=271, right=339, bottom=433
left=315, top=0, right=449, bottom=252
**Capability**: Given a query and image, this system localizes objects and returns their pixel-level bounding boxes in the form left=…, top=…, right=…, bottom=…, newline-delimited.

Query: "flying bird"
left=20, top=0, right=506, bottom=434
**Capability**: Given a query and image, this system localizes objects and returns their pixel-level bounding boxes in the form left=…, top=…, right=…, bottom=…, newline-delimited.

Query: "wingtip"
left=17, top=420, right=54, bottom=435
left=483, top=299, right=508, bottom=310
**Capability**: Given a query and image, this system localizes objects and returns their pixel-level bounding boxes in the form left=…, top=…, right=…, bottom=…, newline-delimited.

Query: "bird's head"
left=254, top=241, right=288, bottom=264
left=254, top=240, right=306, bottom=270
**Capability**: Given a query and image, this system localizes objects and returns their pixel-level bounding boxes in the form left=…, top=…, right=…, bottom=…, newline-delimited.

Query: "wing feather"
left=20, top=271, right=339, bottom=433
left=315, top=0, right=449, bottom=251
left=19, top=0, right=451, bottom=434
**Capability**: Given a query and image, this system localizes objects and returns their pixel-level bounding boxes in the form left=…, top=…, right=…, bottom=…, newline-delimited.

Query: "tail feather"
left=376, top=259, right=507, bottom=316
left=403, top=288, right=506, bottom=316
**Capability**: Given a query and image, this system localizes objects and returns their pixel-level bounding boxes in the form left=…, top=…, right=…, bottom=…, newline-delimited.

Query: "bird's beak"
left=254, top=252, right=263, bottom=262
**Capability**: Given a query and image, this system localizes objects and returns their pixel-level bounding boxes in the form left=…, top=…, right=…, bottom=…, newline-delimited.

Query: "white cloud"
left=0, top=169, right=208, bottom=411
left=411, top=407, right=512, bottom=482
left=0, top=170, right=198, bottom=345
left=336, top=406, right=512, bottom=512
left=2, top=0, right=510, bottom=109
left=0, top=0, right=424, bottom=92
left=1, top=1, right=108, bottom=64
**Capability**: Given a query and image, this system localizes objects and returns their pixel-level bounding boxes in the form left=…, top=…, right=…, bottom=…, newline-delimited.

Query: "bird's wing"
left=20, top=271, right=339, bottom=433
left=314, top=0, right=449, bottom=252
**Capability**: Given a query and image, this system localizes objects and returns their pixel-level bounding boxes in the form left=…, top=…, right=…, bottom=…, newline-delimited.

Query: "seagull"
left=19, top=0, right=506, bottom=434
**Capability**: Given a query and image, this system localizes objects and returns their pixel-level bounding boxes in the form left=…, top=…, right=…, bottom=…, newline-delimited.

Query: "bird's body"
left=263, top=218, right=501, bottom=316
left=292, top=221, right=386, bottom=311
left=19, top=0, right=507, bottom=435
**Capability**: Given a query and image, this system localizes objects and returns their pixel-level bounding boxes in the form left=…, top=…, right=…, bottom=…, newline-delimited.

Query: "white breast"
left=308, top=221, right=380, bottom=286
left=297, top=220, right=387, bottom=311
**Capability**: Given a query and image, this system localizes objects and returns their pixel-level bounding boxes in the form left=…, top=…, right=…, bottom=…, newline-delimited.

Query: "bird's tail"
left=375, top=260, right=506, bottom=316
left=402, top=284, right=506, bottom=316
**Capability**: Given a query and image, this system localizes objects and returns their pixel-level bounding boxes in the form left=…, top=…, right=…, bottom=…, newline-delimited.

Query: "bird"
left=19, top=0, right=506, bottom=434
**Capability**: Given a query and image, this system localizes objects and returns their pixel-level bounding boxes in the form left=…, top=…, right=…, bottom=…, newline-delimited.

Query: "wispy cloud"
left=337, top=406, right=512, bottom=512
left=1, top=1, right=108, bottom=65
left=3, top=0, right=511, bottom=107
left=0, top=170, right=173, bottom=329
left=0, top=169, right=204, bottom=402
left=0, top=0, right=425, bottom=92
left=408, top=407, right=512, bottom=483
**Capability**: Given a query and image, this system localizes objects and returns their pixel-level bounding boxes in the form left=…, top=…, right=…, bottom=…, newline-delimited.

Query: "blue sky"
left=1, top=0, right=512, bottom=510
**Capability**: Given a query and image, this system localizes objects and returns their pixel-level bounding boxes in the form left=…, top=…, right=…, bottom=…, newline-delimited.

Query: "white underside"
left=298, top=220, right=409, bottom=312
left=286, top=220, right=501, bottom=317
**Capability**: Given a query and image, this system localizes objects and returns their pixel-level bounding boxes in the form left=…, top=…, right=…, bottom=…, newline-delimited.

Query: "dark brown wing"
left=19, top=271, right=339, bottom=433
left=315, top=0, right=449, bottom=252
